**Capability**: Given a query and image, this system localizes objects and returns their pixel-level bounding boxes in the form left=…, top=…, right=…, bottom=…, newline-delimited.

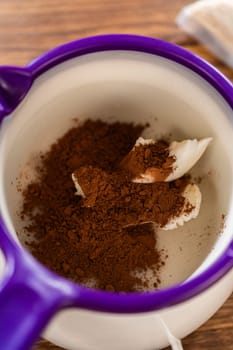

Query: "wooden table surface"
left=0, top=0, right=232, bottom=349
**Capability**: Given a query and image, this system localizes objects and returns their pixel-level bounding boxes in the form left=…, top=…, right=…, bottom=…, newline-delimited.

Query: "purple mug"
left=0, top=35, right=233, bottom=350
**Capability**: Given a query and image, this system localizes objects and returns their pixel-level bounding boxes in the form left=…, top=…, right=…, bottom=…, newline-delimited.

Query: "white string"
left=155, top=316, right=184, bottom=350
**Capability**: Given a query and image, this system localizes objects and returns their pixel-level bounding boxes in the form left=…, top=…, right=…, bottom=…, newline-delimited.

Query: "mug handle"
left=0, top=66, right=33, bottom=121
left=0, top=220, right=75, bottom=350
left=0, top=275, right=64, bottom=350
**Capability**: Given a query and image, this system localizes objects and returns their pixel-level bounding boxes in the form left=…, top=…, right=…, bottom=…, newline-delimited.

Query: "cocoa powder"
left=20, top=120, right=187, bottom=292
left=72, top=166, right=188, bottom=227
left=120, top=141, right=175, bottom=181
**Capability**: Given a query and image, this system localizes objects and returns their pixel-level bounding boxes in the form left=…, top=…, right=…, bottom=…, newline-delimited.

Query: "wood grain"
left=0, top=0, right=232, bottom=349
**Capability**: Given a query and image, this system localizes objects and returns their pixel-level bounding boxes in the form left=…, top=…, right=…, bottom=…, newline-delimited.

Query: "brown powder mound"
left=20, top=120, right=187, bottom=292
left=73, top=166, right=188, bottom=228
left=120, top=141, right=175, bottom=181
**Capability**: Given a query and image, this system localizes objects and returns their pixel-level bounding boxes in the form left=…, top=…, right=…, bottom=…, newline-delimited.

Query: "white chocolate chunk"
left=132, top=137, right=212, bottom=183
left=162, top=183, right=201, bottom=230
left=72, top=173, right=85, bottom=197
left=166, top=137, right=212, bottom=182
left=122, top=183, right=202, bottom=230
left=133, top=172, right=155, bottom=184
left=135, top=137, right=155, bottom=146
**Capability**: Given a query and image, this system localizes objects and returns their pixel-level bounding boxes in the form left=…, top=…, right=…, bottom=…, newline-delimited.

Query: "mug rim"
left=2, top=34, right=233, bottom=313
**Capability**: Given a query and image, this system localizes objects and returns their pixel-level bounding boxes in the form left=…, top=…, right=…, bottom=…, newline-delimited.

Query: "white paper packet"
left=176, top=0, right=233, bottom=68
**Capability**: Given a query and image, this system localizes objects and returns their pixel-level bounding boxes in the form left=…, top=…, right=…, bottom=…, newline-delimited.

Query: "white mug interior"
left=0, top=50, right=233, bottom=288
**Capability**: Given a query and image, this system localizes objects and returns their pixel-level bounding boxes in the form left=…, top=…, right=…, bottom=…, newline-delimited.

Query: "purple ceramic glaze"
left=0, top=66, right=32, bottom=122
left=0, top=34, right=233, bottom=349
left=0, top=219, right=78, bottom=350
